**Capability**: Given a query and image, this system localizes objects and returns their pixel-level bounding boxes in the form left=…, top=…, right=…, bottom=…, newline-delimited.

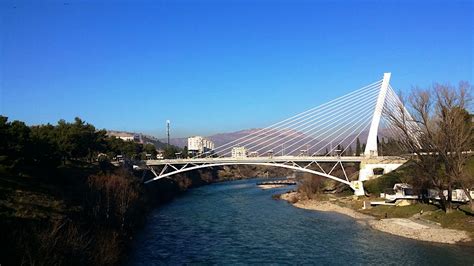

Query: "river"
left=128, top=178, right=474, bottom=265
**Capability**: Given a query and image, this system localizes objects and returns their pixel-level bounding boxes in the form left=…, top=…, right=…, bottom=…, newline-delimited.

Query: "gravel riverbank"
left=280, top=192, right=472, bottom=244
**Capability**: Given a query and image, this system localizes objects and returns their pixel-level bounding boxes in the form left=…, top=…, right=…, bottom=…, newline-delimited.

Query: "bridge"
left=146, top=73, right=419, bottom=196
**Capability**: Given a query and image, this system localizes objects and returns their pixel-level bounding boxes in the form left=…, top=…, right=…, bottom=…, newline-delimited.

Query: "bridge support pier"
left=351, top=181, right=365, bottom=196
left=358, top=158, right=406, bottom=181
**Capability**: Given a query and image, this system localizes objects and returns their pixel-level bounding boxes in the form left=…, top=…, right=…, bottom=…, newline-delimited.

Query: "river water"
left=128, top=178, right=474, bottom=265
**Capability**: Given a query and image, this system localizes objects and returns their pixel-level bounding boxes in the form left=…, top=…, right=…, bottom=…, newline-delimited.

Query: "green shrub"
left=363, top=173, right=401, bottom=194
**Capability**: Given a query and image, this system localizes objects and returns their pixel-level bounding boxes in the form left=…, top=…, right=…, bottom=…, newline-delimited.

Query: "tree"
left=30, top=124, right=62, bottom=170
left=379, top=138, right=404, bottom=156
left=348, top=145, right=353, bottom=156
left=355, top=138, right=361, bottom=156
left=144, top=143, right=157, bottom=157
left=182, top=146, right=189, bottom=158
left=377, top=136, right=381, bottom=156
left=0, top=117, right=32, bottom=172
left=163, top=146, right=180, bottom=159
left=385, top=82, right=473, bottom=212
left=55, top=117, right=107, bottom=163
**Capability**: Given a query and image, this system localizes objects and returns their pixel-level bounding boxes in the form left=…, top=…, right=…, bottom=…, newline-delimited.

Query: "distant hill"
left=164, top=127, right=395, bottom=155
left=165, top=128, right=326, bottom=154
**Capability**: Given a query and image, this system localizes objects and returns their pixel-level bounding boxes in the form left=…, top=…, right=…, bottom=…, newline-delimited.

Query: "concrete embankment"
left=280, top=192, right=472, bottom=244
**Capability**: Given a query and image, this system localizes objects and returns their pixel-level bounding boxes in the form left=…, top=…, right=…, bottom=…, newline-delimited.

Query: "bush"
left=87, top=169, right=144, bottom=230
left=363, top=173, right=401, bottom=195
left=297, top=174, right=325, bottom=199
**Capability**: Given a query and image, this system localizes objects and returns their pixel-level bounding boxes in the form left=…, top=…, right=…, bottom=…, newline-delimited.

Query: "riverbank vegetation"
left=286, top=155, right=474, bottom=242
left=384, top=82, right=473, bottom=212
left=0, top=116, right=164, bottom=265
left=0, top=115, right=295, bottom=264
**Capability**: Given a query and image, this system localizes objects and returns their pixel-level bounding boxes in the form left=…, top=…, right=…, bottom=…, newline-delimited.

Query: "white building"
left=118, top=136, right=134, bottom=141
left=231, top=147, right=248, bottom=158
left=188, top=136, right=215, bottom=154
left=107, top=131, right=142, bottom=143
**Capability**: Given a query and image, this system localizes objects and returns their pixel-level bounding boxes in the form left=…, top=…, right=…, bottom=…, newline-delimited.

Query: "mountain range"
left=161, top=127, right=393, bottom=155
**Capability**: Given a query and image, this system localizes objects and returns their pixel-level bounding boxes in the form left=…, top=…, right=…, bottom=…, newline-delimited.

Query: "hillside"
left=107, top=130, right=169, bottom=149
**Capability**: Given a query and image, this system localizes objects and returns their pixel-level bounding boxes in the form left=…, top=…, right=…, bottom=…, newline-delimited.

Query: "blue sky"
left=1, top=0, right=472, bottom=138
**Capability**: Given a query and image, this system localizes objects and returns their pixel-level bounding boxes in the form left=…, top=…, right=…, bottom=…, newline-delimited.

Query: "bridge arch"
left=145, top=162, right=354, bottom=188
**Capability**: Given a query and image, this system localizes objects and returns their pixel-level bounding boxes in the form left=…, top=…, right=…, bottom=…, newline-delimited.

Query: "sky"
left=1, top=0, right=473, bottom=138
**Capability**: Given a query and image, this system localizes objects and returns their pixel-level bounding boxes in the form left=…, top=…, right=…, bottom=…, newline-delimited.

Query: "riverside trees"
left=0, top=116, right=154, bottom=264
left=385, top=82, right=473, bottom=212
left=0, top=116, right=165, bottom=175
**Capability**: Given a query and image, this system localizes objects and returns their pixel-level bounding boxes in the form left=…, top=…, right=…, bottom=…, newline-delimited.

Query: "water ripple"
left=128, top=178, right=474, bottom=265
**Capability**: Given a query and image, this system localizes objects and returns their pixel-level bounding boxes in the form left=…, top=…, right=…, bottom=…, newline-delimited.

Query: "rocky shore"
left=280, top=192, right=472, bottom=244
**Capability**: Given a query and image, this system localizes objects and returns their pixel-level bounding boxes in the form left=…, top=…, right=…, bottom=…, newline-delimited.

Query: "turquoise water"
left=128, top=178, right=474, bottom=265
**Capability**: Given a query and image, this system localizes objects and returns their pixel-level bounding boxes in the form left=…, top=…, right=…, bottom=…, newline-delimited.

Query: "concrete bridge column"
left=351, top=181, right=365, bottom=196
left=358, top=158, right=405, bottom=181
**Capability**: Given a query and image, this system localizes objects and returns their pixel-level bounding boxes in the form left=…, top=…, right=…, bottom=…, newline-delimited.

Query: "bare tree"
left=384, top=82, right=472, bottom=212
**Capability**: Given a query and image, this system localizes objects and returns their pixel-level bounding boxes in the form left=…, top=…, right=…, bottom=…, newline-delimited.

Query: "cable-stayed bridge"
left=146, top=73, right=419, bottom=195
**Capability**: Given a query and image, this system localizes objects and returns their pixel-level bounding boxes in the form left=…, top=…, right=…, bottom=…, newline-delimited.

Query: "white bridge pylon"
left=146, top=73, right=413, bottom=195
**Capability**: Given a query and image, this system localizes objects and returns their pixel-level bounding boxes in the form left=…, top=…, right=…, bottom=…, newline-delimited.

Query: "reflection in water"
left=128, top=178, right=474, bottom=265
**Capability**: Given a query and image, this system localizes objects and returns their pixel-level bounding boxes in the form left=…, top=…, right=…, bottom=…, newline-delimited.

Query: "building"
left=231, top=147, right=248, bottom=158
left=248, top=151, right=259, bottom=157
left=188, top=136, right=215, bottom=154
left=107, top=131, right=143, bottom=143
left=156, top=150, right=164, bottom=160
left=118, top=136, right=134, bottom=141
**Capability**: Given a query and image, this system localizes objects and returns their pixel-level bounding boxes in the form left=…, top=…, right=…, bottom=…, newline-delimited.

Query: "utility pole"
left=166, top=120, right=170, bottom=148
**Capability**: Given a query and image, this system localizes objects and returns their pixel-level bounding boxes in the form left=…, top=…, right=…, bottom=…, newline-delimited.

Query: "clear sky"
left=1, top=0, right=472, bottom=138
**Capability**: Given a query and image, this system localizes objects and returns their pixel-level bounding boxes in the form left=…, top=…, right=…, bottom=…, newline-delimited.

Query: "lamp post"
left=166, top=120, right=170, bottom=148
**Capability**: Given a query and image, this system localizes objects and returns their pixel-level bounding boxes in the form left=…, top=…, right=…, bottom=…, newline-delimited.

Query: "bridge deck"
left=146, top=156, right=405, bottom=166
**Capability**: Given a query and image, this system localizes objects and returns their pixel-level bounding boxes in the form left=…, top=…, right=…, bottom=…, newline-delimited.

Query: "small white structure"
left=424, top=188, right=474, bottom=203
left=442, top=189, right=472, bottom=203
left=448, top=189, right=472, bottom=202
left=381, top=183, right=418, bottom=203
left=107, top=132, right=142, bottom=143
left=188, top=136, right=215, bottom=154
left=119, top=136, right=134, bottom=141
left=156, top=150, right=164, bottom=160
left=231, top=147, right=248, bottom=158
left=248, top=151, right=259, bottom=157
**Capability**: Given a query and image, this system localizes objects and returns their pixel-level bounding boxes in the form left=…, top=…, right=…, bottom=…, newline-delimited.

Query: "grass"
left=360, top=203, right=439, bottom=219
left=357, top=201, right=474, bottom=238
left=0, top=175, right=69, bottom=221
left=424, top=209, right=474, bottom=237
left=333, top=196, right=365, bottom=210
left=465, top=156, right=474, bottom=177
left=0, top=162, right=101, bottom=221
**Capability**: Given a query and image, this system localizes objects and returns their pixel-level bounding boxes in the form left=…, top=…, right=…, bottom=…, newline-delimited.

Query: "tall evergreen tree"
left=355, top=138, right=361, bottom=156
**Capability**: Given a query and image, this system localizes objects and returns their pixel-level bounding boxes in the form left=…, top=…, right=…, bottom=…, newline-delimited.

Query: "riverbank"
left=280, top=192, right=472, bottom=245
left=0, top=163, right=152, bottom=265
